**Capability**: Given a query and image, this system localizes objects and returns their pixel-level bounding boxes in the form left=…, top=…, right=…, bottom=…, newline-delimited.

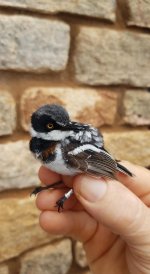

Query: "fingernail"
left=75, top=176, right=107, bottom=202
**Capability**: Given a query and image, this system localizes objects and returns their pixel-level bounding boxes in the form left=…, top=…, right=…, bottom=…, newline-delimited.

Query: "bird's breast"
left=44, top=143, right=77, bottom=176
left=41, top=143, right=57, bottom=161
left=30, top=137, right=58, bottom=163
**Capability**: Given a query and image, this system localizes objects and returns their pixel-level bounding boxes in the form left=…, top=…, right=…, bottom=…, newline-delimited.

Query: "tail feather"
left=117, top=162, right=133, bottom=177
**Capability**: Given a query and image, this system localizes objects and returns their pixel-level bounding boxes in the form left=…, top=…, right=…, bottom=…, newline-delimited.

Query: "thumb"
left=73, top=175, right=150, bottom=243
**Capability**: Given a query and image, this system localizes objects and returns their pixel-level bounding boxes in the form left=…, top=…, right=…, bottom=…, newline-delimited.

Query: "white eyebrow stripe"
left=68, top=144, right=101, bottom=155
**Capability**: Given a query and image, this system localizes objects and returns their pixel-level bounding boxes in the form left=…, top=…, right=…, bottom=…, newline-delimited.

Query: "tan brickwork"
left=0, top=1, right=149, bottom=273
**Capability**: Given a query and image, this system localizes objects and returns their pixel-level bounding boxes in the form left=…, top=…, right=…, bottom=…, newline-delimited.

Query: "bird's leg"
left=30, top=181, right=63, bottom=196
left=55, top=188, right=74, bottom=212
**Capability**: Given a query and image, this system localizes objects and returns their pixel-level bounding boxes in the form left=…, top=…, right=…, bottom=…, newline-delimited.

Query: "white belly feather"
left=44, top=143, right=77, bottom=176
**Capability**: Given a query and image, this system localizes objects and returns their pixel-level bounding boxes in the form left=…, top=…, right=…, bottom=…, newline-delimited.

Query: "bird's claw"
left=30, top=186, right=43, bottom=196
left=55, top=197, right=66, bottom=213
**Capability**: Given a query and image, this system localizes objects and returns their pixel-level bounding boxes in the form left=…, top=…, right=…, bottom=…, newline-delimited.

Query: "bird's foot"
left=30, top=186, right=45, bottom=196
left=55, top=196, right=67, bottom=213
left=30, top=181, right=63, bottom=196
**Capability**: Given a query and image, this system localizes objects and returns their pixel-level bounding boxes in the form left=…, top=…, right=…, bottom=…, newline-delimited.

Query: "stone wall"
left=0, top=1, right=150, bottom=274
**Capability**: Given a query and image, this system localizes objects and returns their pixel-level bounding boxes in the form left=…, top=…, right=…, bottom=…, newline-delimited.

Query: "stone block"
left=126, top=0, right=150, bottom=28
left=20, top=239, right=72, bottom=274
left=0, top=140, right=40, bottom=191
left=0, top=197, right=60, bottom=262
left=122, top=90, right=150, bottom=125
left=104, top=130, right=150, bottom=167
left=75, top=241, right=88, bottom=268
left=0, top=0, right=116, bottom=21
left=74, top=28, right=150, bottom=87
left=0, top=91, right=16, bottom=136
left=0, top=15, right=70, bottom=72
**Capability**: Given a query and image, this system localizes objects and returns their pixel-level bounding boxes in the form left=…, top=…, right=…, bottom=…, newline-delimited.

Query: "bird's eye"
left=46, top=123, right=54, bottom=129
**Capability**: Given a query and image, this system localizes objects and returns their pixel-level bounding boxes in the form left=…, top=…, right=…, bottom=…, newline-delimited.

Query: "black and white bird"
left=30, top=104, right=133, bottom=211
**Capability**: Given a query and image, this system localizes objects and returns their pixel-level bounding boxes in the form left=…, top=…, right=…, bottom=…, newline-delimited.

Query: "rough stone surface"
left=0, top=140, right=40, bottom=191
left=0, top=15, right=70, bottom=72
left=20, top=87, right=118, bottom=131
left=74, top=28, right=150, bottom=87
left=0, top=0, right=116, bottom=21
left=75, top=241, right=88, bottom=268
left=104, top=130, right=150, bottom=167
left=122, top=90, right=150, bottom=125
left=126, top=0, right=150, bottom=28
left=0, top=197, right=60, bottom=262
left=0, top=91, right=16, bottom=136
left=20, top=239, right=72, bottom=274
left=0, top=264, right=9, bottom=274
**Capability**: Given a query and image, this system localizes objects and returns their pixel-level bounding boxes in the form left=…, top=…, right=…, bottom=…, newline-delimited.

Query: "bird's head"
left=30, top=104, right=74, bottom=141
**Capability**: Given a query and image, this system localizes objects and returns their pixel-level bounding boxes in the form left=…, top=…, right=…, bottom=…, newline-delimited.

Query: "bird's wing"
left=67, top=145, right=117, bottom=179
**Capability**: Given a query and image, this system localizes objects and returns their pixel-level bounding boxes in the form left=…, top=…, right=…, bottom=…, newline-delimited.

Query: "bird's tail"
left=116, top=162, right=133, bottom=177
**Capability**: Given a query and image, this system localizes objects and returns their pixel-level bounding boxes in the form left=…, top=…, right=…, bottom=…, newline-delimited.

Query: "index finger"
left=38, top=166, right=61, bottom=185
left=38, top=166, right=74, bottom=188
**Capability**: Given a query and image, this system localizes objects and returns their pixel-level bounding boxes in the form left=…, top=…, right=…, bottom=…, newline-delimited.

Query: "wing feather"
left=68, top=148, right=117, bottom=179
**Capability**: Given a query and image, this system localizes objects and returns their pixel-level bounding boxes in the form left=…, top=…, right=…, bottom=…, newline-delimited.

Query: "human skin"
left=36, top=162, right=150, bottom=274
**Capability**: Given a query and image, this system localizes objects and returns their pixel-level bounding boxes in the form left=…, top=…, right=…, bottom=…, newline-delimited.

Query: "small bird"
left=30, top=104, right=133, bottom=211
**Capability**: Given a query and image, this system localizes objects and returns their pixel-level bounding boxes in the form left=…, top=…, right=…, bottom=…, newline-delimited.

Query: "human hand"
left=36, top=162, right=150, bottom=274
